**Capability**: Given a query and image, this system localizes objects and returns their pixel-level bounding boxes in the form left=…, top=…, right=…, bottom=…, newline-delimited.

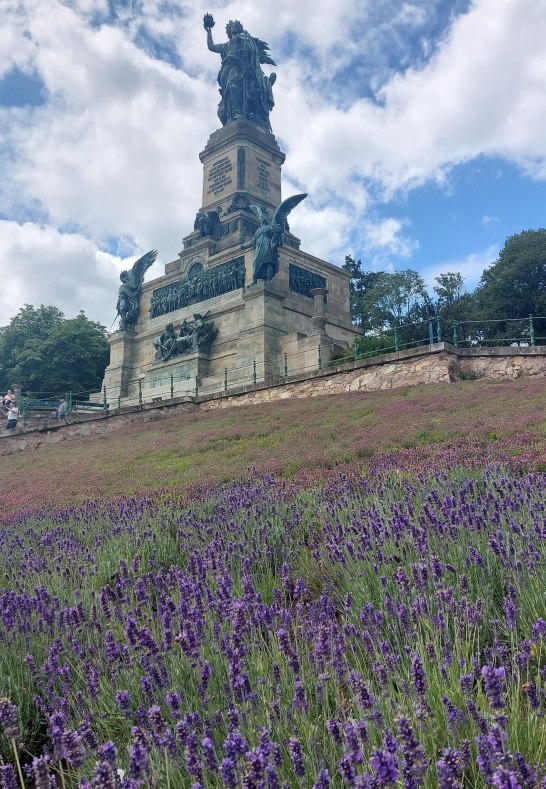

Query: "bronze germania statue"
left=203, top=13, right=277, bottom=130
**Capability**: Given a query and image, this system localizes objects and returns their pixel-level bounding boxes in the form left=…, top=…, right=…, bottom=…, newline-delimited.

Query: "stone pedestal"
left=102, top=329, right=138, bottom=399
left=199, top=120, right=285, bottom=215
left=235, top=279, right=288, bottom=381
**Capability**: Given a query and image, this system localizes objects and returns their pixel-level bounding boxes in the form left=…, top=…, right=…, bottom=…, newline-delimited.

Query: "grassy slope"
left=2, top=376, right=546, bottom=516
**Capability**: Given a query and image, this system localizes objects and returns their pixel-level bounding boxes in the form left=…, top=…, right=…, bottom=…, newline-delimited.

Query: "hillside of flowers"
left=1, top=455, right=546, bottom=787
left=2, top=376, right=546, bottom=516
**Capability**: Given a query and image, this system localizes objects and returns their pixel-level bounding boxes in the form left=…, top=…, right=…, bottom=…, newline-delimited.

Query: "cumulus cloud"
left=280, top=0, right=546, bottom=201
left=0, top=220, right=124, bottom=325
left=0, top=0, right=545, bottom=326
left=420, top=244, right=499, bottom=293
left=0, top=1, right=36, bottom=78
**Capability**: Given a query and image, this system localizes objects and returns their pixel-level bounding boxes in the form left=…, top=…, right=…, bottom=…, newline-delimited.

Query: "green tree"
left=433, top=272, right=465, bottom=306
left=0, top=306, right=109, bottom=396
left=342, top=255, right=384, bottom=330
left=469, top=229, right=546, bottom=344
left=369, top=269, right=427, bottom=329
left=475, top=229, right=546, bottom=320
left=341, top=257, right=429, bottom=333
left=430, top=271, right=477, bottom=328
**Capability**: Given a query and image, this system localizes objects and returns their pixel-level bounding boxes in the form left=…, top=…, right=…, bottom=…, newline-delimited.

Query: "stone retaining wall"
left=2, top=343, right=545, bottom=456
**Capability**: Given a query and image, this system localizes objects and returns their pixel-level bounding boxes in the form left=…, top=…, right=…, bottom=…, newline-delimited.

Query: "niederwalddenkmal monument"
left=100, top=15, right=357, bottom=403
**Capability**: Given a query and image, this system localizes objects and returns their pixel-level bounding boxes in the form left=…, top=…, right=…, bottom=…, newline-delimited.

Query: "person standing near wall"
left=56, top=398, right=67, bottom=422
left=5, top=402, right=19, bottom=430
left=3, top=390, right=15, bottom=408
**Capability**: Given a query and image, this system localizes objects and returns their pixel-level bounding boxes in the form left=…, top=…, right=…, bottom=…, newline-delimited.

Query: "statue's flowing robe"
left=216, top=32, right=274, bottom=127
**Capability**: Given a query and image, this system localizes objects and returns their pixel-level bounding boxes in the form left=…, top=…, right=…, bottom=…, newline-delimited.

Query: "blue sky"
left=0, top=0, right=545, bottom=327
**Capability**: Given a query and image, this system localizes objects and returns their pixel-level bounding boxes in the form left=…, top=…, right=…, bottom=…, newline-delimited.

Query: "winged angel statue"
left=242, top=194, right=307, bottom=284
left=116, top=249, right=157, bottom=330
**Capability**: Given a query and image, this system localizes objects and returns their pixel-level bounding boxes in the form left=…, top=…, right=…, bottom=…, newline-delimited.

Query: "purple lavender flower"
left=503, top=597, right=517, bottom=631
left=223, top=729, right=248, bottom=762
left=99, top=741, right=118, bottom=765
left=227, top=708, right=239, bottom=731
left=115, top=690, right=131, bottom=716
left=459, top=673, right=474, bottom=696
left=165, top=690, right=182, bottom=717
left=476, top=734, right=495, bottom=783
left=202, top=736, right=218, bottom=773
left=345, top=721, right=363, bottom=764
left=411, top=654, right=427, bottom=696
left=382, top=730, right=397, bottom=754
left=289, top=738, right=305, bottom=778
left=459, top=740, right=471, bottom=771
left=200, top=662, right=212, bottom=695
left=244, top=746, right=267, bottom=784
left=147, top=704, right=169, bottom=748
left=532, top=618, right=546, bottom=641
left=293, top=679, right=309, bottom=712
left=313, top=769, right=330, bottom=789
left=270, top=741, right=282, bottom=768
left=370, top=748, right=400, bottom=786
left=397, top=716, right=428, bottom=787
left=262, top=763, right=278, bottom=789
left=339, top=755, right=356, bottom=785
left=79, top=718, right=99, bottom=752
left=185, top=732, right=203, bottom=782
left=31, top=756, right=55, bottom=789
left=466, top=699, right=488, bottom=733
left=63, top=728, right=86, bottom=768
left=277, top=628, right=291, bottom=656
left=91, top=760, right=119, bottom=788
left=441, top=695, right=466, bottom=735
left=436, top=748, right=462, bottom=789
left=492, top=765, right=523, bottom=789
left=219, top=757, right=237, bottom=788
left=351, top=672, right=374, bottom=709
left=326, top=719, right=343, bottom=746
left=0, top=764, right=18, bottom=789
left=510, top=752, right=535, bottom=789
left=0, top=698, right=18, bottom=739
left=128, top=738, right=149, bottom=782
left=482, top=665, right=506, bottom=710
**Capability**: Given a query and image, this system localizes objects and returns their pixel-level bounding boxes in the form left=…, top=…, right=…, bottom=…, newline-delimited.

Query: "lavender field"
left=2, top=450, right=546, bottom=787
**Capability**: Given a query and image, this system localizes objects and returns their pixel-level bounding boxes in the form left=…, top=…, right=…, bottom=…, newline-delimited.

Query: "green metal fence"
left=340, top=315, right=546, bottom=365
left=11, top=315, right=546, bottom=421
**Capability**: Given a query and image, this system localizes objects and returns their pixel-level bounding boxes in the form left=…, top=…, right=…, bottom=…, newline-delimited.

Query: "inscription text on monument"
left=256, top=157, right=271, bottom=193
left=207, top=155, right=233, bottom=196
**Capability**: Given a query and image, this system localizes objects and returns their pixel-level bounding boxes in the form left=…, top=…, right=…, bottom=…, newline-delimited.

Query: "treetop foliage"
left=0, top=305, right=109, bottom=397
left=344, top=228, right=546, bottom=334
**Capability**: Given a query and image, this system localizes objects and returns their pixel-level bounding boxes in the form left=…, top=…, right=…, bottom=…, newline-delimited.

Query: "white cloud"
left=0, top=1, right=36, bottom=78
left=0, top=220, right=127, bottom=326
left=420, top=244, right=499, bottom=292
left=481, top=215, right=498, bottom=227
left=0, top=0, right=545, bottom=326
left=275, top=0, right=546, bottom=202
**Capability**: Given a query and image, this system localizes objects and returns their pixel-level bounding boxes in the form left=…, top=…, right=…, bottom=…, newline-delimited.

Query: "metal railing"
left=339, top=315, right=546, bottom=365
left=18, top=392, right=109, bottom=427
left=9, top=315, right=546, bottom=423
